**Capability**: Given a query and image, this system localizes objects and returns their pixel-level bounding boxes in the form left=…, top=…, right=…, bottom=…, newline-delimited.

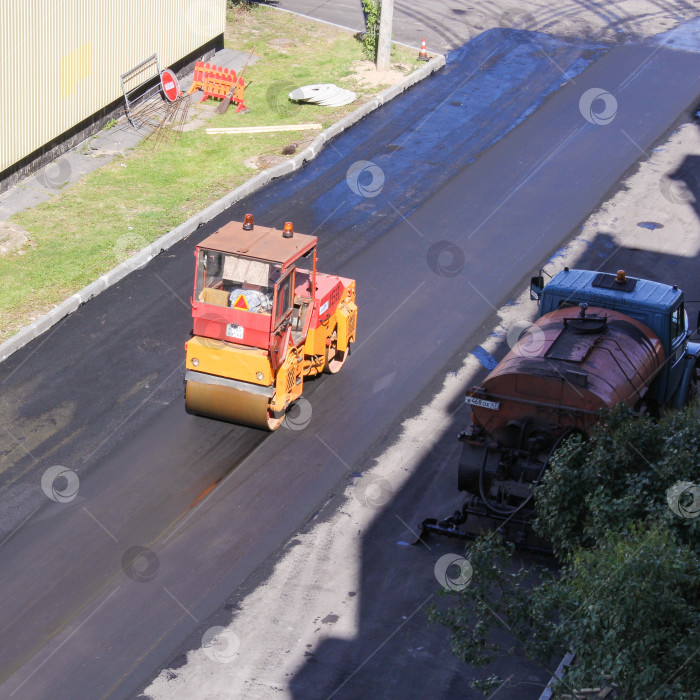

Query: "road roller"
left=184, top=214, right=357, bottom=430
left=422, top=268, right=700, bottom=547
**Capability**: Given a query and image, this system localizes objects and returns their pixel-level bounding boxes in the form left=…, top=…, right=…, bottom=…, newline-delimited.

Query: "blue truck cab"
left=530, top=268, right=700, bottom=409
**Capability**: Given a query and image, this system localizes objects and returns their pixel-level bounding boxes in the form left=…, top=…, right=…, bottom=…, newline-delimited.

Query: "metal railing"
left=120, top=54, right=162, bottom=128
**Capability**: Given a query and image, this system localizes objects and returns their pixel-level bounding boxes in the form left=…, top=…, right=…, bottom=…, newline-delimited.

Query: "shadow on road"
left=288, top=228, right=700, bottom=700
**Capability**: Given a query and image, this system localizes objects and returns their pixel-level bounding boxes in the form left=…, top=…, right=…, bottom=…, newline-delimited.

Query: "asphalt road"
left=266, top=0, right=699, bottom=53
left=0, top=27, right=699, bottom=700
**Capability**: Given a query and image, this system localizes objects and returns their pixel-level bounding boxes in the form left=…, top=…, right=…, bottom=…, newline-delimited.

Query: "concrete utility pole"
left=375, top=0, right=394, bottom=71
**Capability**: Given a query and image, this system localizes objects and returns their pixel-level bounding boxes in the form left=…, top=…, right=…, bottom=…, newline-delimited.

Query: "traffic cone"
left=418, top=37, right=429, bottom=61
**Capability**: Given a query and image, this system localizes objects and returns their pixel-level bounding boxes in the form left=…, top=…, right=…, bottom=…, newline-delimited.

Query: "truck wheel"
left=323, top=331, right=347, bottom=374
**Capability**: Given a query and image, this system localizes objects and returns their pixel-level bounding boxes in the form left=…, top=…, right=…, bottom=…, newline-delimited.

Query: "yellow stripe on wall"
left=61, top=42, right=93, bottom=99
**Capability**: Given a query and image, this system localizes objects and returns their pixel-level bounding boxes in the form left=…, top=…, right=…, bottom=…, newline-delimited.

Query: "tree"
left=360, top=0, right=380, bottom=61
left=535, top=404, right=699, bottom=557
left=429, top=404, right=700, bottom=698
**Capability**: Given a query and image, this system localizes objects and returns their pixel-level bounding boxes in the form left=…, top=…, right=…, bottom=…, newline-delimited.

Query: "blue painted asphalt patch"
left=311, top=29, right=605, bottom=229
left=637, top=221, right=663, bottom=230
left=471, top=345, right=499, bottom=370
left=547, top=245, right=570, bottom=265
left=247, top=28, right=605, bottom=248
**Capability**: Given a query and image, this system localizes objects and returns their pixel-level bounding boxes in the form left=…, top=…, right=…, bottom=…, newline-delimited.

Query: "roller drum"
left=185, top=373, right=283, bottom=431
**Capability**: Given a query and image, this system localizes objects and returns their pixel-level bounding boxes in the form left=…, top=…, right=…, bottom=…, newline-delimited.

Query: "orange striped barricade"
left=187, top=61, right=210, bottom=95
left=232, top=77, right=248, bottom=113
left=202, top=68, right=237, bottom=102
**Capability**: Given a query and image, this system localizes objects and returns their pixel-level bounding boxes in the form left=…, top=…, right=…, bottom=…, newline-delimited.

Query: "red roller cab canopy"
left=198, top=220, right=318, bottom=270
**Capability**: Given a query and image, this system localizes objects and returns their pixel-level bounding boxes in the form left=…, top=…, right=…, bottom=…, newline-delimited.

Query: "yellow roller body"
left=336, top=300, right=358, bottom=351
left=185, top=336, right=273, bottom=386
left=272, top=346, right=304, bottom=413
left=304, top=324, right=331, bottom=357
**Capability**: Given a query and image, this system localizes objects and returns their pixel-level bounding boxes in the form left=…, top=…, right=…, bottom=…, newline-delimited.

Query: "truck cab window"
left=671, top=304, right=686, bottom=343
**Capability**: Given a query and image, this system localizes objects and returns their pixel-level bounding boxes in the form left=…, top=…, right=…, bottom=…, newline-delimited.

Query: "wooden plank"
left=206, top=124, right=322, bottom=135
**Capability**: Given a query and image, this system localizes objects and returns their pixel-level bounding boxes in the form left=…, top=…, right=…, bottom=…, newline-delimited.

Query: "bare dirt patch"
left=256, top=154, right=291, bottom=169
left=0, top=222, right=31, bottom=255
left=342, top=59, right=416, bottom=89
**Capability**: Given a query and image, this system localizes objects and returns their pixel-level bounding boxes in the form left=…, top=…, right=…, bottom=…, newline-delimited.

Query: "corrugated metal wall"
left=0, top=0, right=225, bottom=173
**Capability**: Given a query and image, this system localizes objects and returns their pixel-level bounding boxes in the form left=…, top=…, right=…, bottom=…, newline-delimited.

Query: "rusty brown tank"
left=468, top=305, right=665, bottom=447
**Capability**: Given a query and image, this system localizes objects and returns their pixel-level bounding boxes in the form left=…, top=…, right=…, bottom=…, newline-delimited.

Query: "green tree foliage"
left=535, top=404, right=699, bottom=558
left=559, top=524, right=698, bottom=698
left=430, top=405, right=700, bottom=698
left=360, top=0, right=381, bottom=59
left=428, top=534, right=564, bottom=669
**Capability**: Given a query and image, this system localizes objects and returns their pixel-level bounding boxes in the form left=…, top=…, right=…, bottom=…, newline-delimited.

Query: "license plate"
left=465, top=395, right=500, bottom=410
left=226, top=323, right=244, bottom=339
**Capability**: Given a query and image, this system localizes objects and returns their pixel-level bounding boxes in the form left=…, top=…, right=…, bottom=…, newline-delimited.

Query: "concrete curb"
left=0, top=54, right=445, bottom=364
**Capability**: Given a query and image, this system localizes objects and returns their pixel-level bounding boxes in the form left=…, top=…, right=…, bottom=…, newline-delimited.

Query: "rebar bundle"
left=132, top=96, right=191, bottom=150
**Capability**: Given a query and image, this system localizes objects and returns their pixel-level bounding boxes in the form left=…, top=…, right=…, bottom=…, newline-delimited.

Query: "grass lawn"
left=0, top=3, right=423, bottom=342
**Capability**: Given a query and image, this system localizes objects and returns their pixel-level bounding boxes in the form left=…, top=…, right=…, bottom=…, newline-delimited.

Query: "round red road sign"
left=160, top=69, right=180, bottom=102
